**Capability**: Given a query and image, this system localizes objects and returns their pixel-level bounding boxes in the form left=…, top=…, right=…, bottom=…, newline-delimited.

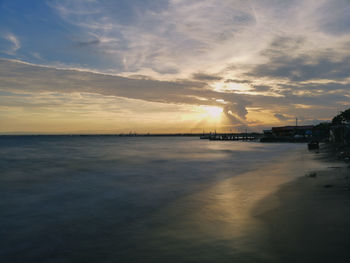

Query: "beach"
left=255, top=147, right=350, bottom=262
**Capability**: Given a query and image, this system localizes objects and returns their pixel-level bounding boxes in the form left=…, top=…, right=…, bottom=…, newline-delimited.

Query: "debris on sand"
left=323, top=184, right=334, bottom=188
left=306, top=172, right=317, bottom=178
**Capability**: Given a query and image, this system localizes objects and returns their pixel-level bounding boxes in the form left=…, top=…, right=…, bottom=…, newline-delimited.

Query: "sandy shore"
left=254, top=146, right=350, bottom=263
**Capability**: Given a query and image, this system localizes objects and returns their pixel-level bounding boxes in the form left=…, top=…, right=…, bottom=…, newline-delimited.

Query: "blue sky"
left=1, top=0, right=350, bottom=133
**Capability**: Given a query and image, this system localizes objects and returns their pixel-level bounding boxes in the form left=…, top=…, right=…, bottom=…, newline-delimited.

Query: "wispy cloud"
left=45, top=0, right=350, bottom=82
left=48, top=0, right=260, bottom=76
left=2, top=33, right=20, bottom=55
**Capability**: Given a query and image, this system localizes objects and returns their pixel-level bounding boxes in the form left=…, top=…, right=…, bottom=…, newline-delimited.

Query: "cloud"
left=2, top=0, right=350, bottom=130
left=30, top=52, right=44, bottom=61
left=316, top=0, right=350, bottom=36
left=0, top=58, right=210, bottom=105
left=76, top=38, right=101, bottom=47
left=0, top=58, right=272, bottom=124
left=47, top=0, right=259, bottom=76
left=251, top=85, right=272, bottom=92
left=279, top=82, right=350, bottom=95
left=248, top=50, right=350, bottom=82
left=274, top=113, right=288, bottom=121
left=192, top=73, right=222, bottom=81
left=224, top=79, right=251, bottom=84
left=239, top=32, right=350, bottom=82
left=223, top=100, right=251, bottom=125
left=41, top=0, right=350, bottom=84
left=2, top=33, right=20, bottom=55
left=2, top=57, right=349, bottom=126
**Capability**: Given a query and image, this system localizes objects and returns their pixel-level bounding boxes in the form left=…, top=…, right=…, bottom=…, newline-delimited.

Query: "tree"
left=332, top=108, right=350, bottom=125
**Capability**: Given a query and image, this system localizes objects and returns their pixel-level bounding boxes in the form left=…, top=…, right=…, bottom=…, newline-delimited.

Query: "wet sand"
left=254, top=153, right=350, bottom=262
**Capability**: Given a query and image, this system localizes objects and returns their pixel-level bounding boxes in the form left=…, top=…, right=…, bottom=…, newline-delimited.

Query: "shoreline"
left=253, top=145, right=350, bottom=262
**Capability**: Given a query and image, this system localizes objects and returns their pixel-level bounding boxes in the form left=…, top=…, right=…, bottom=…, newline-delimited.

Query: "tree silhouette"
left=332, top=109, right=350, bottom=125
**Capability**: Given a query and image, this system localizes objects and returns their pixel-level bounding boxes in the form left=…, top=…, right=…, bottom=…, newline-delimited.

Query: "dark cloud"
left=223, top=99, right=251, bottom=125
left=232, top=11, right=255, bottom=24
left=279, top=82, right=350, bottom=93
left=247, top=37, right=350, bottom=82
left=192, top=73, right=222, bottom=81
left=223, top=110, right=245, bottom=125
left=251, top=85, right=272, bottom=92
left=274, top=113, right=288, bottom=121
left=151, top=65, right=179, bottom=75
left=224, top=79, right=251, bottom=84
left=267, top=36, right=305, bottom=53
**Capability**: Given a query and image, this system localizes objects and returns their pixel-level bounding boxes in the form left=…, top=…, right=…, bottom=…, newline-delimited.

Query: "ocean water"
left=0, top=136, right=324, bottom=262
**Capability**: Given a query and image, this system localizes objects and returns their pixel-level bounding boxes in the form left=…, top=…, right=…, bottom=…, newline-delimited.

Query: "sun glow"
left=201, top=106, right=223, bottom=118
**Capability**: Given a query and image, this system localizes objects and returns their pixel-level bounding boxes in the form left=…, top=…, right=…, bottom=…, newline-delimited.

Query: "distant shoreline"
left=0, top=132, right=263, bottom=137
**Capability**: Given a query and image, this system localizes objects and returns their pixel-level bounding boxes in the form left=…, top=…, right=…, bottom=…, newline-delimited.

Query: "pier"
left=200, top=133, right=263, bottom=141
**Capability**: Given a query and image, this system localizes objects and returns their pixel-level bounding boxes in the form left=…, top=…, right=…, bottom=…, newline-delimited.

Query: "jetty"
left=200, top=132, right=262, bottom=141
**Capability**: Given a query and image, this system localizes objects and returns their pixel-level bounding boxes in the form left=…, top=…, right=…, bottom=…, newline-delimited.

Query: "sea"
left=0, top=136, right=326, bottom=263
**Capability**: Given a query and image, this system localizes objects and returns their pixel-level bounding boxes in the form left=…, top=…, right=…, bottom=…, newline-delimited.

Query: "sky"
left=0, top=0, right=350, bottom=134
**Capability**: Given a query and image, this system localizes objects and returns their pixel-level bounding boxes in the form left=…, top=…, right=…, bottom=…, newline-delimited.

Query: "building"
left=261, top=125, right=314, bottom=142
left=271, top=125, right=314, bottom=138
